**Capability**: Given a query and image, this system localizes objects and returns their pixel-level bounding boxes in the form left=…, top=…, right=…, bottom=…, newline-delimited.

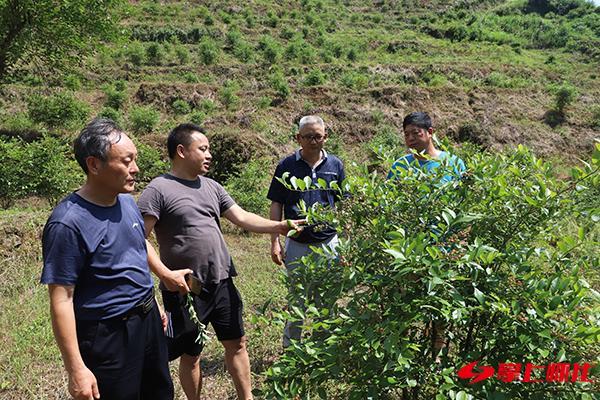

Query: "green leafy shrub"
left=304, top=69, right=326, bottom=86
left=199, top=99, right=216, bottom=113
left=266, top=10, right=279, bottom=28
left=224, top=157, right=272, bottom=215
left=341, top=71, right=369, bottom=90
left=97, top=107, right=123, bottom=126
left=102, top=84, right=127, bottom=110
left=219, top=81, right=239, bottom=109
left=365, top=125, right=403, bottom=162
left=261, top=144, right=600, bottom=399
left=63, top=74, right=82, bottom=90
left=189, top=111, right=205, bottom=125
left=233, top=41, right=254, bottom=63
left=182, top=72, right=200, bottom=83
left=0, top=135, right=82, bottom=207
left=226, top=28, right=243, bottom=48
left=257, top=96, right=272, bottom=109
left=27, top=92, right=90, bottom=129
left=199, top=37, right=220, bottom=65
left=174, top=44, right=190, bottom=64
left=552, top=82, right=578, bottom=114
left=270, top=71, right=290, bottom=99
left=0, top=112, right=36, bottom=133
left=258, top=35, right=282, bottom=64
left=129, top=105, right=160, bottom=134
left=125, top=41, right=146, bottom=66
left=205, top=131, right=266, bottom=183
left=146, top=42, right=165, bottom=66
left=171, top=99, right=191, bottom=115
left=131, top=138, right=168, bottom=187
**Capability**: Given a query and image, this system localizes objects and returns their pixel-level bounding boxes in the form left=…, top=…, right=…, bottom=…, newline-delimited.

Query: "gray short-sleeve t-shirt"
left=138, top=174, right=237, bottom=285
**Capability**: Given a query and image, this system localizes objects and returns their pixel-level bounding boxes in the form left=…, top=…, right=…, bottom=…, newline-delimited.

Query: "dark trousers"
left=76, top=301, right=174, bottom=400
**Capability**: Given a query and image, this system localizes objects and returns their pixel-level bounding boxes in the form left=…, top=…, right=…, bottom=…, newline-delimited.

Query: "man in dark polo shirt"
left=138, top=123, right=302, bottom=400
left=267, top=115, right=346, bottom=348
left=41, top=118, right=173, bottom=400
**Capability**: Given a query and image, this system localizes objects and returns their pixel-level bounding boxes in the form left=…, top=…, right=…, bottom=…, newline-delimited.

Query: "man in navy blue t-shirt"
left=41, top=118, right=174, bottom=400
left=267, top=115, right=346, bottom=347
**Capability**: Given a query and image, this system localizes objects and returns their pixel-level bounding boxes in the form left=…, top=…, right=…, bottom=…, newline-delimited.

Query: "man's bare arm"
left=223, top=204, right=301, bottom=235
left=269, top=202, right=284, bottom=265
left=49, top=284, right=100, bottom=400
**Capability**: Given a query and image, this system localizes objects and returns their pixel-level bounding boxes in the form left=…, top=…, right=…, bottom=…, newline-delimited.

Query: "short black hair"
left=74, top=118, right=123, bottom=174
left=167, top=123, right=206, bottom=159
left=402, top=112, right=432, bottom=130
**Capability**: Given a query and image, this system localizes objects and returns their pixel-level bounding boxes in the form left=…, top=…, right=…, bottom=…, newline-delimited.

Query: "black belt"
left=121, top=290, right=155, bottom=320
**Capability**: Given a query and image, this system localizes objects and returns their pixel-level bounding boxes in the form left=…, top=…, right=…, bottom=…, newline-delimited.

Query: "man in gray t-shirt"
left=138, top=123, right=301, bottom=400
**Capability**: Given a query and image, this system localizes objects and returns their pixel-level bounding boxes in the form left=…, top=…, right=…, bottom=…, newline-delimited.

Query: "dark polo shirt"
left=267, top=149, right=345, bottom=244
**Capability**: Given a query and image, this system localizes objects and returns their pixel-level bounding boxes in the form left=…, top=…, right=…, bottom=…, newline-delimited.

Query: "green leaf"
left=290, top=175, right=298, bottom=190
left=456, top=391, right=468, bottom=400
left=384, top=248, right=406, bottom=260
left=304, top=176, right=312, bottom=189
left=473, top=287, right=484, bottom=305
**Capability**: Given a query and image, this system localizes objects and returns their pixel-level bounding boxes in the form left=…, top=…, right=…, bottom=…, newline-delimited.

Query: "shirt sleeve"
left=137, top=186, right=163, bottom=220
left=456, top=157, right=466, bottom=175
left=215, top=181, right=236, bottom=214
left=387, top=156, right=410, bottom=179
left=266, top=162, right=287, bottom=203
left=41, top=222, right=87, bottom=285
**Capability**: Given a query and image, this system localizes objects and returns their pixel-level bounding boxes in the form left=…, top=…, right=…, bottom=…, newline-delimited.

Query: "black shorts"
left=161, top=278, right=244, bottom=361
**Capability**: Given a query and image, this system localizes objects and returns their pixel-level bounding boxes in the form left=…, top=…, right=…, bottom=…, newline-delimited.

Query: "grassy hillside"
left=1, top=0, right=599, bottom=170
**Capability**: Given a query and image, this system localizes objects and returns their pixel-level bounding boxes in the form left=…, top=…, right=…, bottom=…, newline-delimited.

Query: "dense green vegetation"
left=0, top=0, right=598, bottom=399
left=261, top=143, right=599, bottom=399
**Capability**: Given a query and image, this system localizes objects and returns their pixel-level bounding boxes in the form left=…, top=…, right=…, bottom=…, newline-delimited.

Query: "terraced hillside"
left=0, top=1, right=599, bottom=399
left=1, top=0, right=599, bottom=175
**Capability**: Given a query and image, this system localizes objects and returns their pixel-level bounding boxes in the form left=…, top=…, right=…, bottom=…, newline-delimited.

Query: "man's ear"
left=85, top=156, right=102, bottom=175
left=176, top=143, right=186, bottom=159
left=427, top=127, right=434, bottom=136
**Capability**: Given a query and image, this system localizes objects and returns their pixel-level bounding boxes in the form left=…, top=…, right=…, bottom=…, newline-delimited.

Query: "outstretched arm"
left=223, top=204, right=302, bottom=235
left=49, top=284, right=100, bottom=400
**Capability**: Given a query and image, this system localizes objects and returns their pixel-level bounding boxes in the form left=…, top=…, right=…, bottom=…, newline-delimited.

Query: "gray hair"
left=298, top=115, right=324, bottom=131
left=74, top=118, right=123, bottom=174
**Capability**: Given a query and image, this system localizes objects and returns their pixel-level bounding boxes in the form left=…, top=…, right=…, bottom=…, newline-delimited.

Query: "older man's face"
left=296, top=123, right=327, bottom=151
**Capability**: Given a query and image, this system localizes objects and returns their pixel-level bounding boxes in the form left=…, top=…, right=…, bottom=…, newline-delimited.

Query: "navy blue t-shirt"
left=41, top=193, right=153, bottom=321
left=267, top=149, right=345, bottom=243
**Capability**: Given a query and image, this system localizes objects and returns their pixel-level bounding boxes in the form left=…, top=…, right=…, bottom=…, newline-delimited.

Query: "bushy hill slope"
left=0, top=0, right=599, bottom=183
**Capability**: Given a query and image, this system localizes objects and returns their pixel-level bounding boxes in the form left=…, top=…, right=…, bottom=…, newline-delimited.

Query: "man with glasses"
left=267, top=115, right=346, bottom=348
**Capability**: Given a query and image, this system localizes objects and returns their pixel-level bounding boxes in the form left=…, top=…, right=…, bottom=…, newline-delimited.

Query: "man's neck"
left=413, top=145, right=441, bottom=160
left=170, top=165, right=201, bottom=181
left=77, top=183, right=118, bottom=207
left=300, top=148, right=323, bottom=167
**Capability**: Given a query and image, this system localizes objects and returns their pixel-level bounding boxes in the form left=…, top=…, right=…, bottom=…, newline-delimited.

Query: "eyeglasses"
left=299, top=134, right=325, bottom=142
